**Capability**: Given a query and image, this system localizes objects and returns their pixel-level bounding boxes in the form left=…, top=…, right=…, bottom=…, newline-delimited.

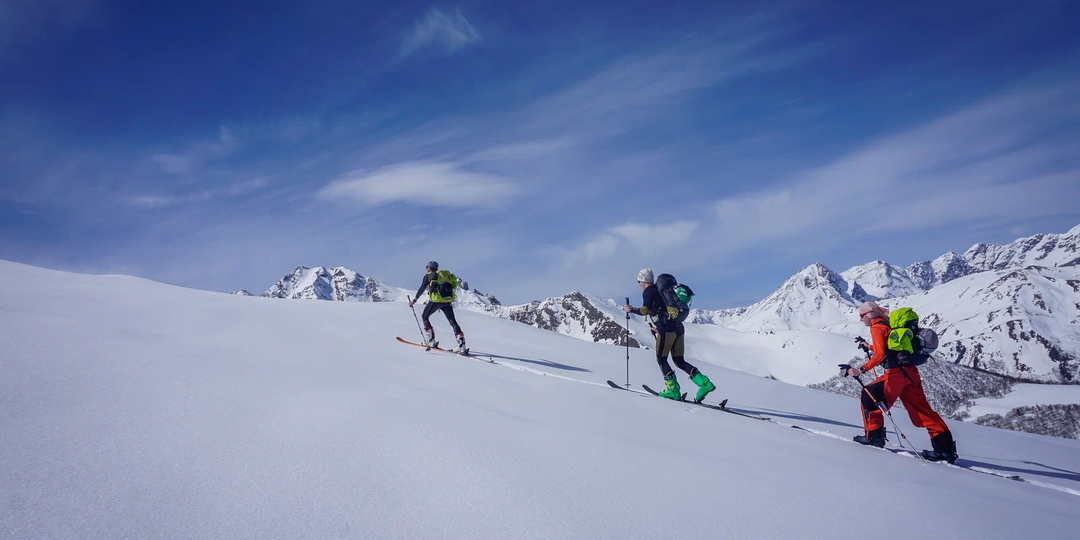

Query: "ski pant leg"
left=896, top=367, right=950, bottom=439
left=668, top=332, right=699, bottom=377
left=860, top=377, right=888, bottom=434
left=655, top=332, right=675, bottom=377
left=420, top=301, right=438, bottom=330
left=862, top=370, right=913, bottom=436
left=440, top=304, right=463, bottom=336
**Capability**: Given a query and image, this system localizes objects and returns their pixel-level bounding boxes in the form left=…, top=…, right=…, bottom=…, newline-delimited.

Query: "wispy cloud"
left=124, top=177, right=267, bottom=210
left=551, top=220, right=699, bottom=268
left=707, top=81, right=1080, bottom=253
left=124, top=194, right=186, bottom=209
left=400, top=7, right=481, bottom=59
left=316, top=162, right=517, bottom=209
left=150, top=126, right=239, bottom=174
left=344, top=18, right=825, bottom=212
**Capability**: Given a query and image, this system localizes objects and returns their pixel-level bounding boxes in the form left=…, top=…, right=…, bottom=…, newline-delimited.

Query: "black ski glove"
left=855, top=336, right=870, bottom=353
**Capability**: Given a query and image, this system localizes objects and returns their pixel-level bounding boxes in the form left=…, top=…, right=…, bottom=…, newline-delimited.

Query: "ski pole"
left=625, top=296, right=631, bottom=389
left=407, top=296, right=426, bottom=342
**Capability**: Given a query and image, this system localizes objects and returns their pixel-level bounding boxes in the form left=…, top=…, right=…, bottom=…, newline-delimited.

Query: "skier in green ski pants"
left=623, top=268, right=716, bottom=402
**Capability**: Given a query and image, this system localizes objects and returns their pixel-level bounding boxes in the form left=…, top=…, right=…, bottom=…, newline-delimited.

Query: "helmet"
left=426, top=261, right=439, bottom=271
left=637, top=268, right=654, bottom=283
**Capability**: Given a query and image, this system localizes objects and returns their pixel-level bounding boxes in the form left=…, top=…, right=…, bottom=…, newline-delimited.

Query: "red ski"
left=395, top=337, right=494, bottom=363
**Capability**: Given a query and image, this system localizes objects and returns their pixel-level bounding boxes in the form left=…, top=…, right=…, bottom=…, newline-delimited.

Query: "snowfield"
left=1, top=260, right=1078, bottom=540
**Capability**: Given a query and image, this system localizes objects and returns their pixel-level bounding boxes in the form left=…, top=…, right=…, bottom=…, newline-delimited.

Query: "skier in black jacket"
left=624, top=268, right=716, bottom=401
left=408, top=261, right=466, bottom=353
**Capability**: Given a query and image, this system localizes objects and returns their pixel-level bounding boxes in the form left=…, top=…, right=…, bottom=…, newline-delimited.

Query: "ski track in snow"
left=439, top=341, right=1080, bottom=498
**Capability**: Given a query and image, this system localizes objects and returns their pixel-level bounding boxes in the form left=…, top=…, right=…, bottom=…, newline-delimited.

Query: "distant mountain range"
left=691, top=224, right=1080, bottom=383
left=237, top=224, right=1080, bottom=438
left=260, top=265, right=501, bottom=309
left=249, top=224, right=1080, bottom=383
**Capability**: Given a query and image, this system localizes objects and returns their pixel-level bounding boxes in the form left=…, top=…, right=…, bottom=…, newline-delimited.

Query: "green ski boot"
left=691, top=371, right=716, bottom=403
left=658, top=373, right=682, bottom=400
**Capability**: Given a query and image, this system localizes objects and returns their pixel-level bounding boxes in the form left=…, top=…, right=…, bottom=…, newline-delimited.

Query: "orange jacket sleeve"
left=862, top=319, right=890, bottom=372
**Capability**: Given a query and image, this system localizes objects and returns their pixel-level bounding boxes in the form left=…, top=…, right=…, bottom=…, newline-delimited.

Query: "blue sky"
left=2, top=0, right=1079, bottom=307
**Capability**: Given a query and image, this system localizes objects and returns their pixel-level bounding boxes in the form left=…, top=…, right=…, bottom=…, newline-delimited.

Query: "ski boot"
left=658, top=373, right=682, bottom=400
left=853, top=428, right=886, bottom=448
left=451, top=333, right=469, bottom=355
left=690, top=371, right=716, bottom=403
left=921, top=432, right=958, bottom=463
left=423, top=328, right=438, bottom=350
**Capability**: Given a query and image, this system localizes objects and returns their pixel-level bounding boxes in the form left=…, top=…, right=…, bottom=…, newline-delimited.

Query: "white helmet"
left=637, top=268, right=655, bottom=283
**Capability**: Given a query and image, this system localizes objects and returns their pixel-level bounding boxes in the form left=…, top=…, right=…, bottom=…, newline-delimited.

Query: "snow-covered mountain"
left=965, top=224, right=1080, bottom=271
left=686, top=306, right=746, bottom=326
left=230, top=289, right=253, bottom=296
left=699, top=225, right=1080, bottom=384
left=841, top=260, right=922, bottom=301
left=725, top=263, right=858, bottom=334
left=502, top=291, right=644, bottom=348
left=249, top=226, right=1080, bottom=383
left=905, top=251, right=975, bottom=290
left=878, top=265, right=1080, bottom=382
left=263, top=266, right=410, bottom=302
left=257, top=266, right=638, bottom=348
left=261, top=265, right=501, bottom=310
left=899, top=225, right=1080, bottom=290
left=678, top=226, right=1080, bottom=436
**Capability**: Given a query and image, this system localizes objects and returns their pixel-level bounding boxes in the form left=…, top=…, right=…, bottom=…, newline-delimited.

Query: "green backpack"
left=885, top=307, right=938, bottom=367
left=428, top=270, right=458, bottom=302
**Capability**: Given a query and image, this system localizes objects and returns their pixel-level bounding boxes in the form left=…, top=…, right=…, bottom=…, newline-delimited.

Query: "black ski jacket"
left=415, top=272, right=437, bottom=302
left=634, top=284, right=682, bottom=334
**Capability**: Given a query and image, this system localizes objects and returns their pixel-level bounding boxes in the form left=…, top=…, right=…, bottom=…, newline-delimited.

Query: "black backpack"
left=655, top=273, right=694, bottom=324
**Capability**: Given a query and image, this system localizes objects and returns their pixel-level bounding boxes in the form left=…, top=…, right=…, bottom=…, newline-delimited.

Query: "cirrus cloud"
left=316, top=161, right=518, bottom=209
left=400, top=7, right=481, bottom=59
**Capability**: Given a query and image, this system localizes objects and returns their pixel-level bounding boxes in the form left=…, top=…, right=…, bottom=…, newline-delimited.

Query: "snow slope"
left=2, top=260, right=1078, bottom=540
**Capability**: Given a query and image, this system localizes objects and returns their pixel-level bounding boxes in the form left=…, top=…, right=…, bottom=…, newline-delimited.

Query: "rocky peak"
left=964, top=225, right=1080, bottom=271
